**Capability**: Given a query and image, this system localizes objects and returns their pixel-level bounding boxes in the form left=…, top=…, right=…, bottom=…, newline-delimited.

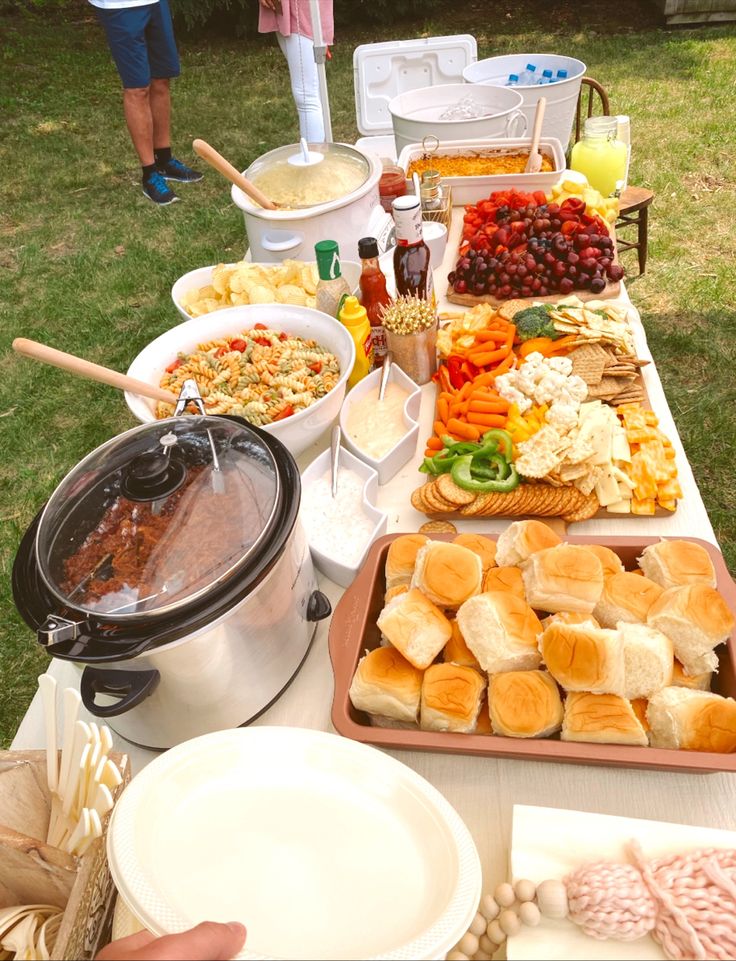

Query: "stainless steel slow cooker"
left=13, top=414, right=330, bottom=749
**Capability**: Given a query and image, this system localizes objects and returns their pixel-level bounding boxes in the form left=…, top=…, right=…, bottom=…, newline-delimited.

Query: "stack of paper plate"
left=107, top=728, right=481, bottom=960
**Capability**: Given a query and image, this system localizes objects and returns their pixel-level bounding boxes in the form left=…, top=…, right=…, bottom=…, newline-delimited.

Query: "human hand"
left=259, top=0, right=282, bottom=13
left=96, top=921, right=246, bottom=961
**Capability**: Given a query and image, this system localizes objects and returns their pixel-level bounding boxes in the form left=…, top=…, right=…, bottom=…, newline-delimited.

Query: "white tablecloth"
left=12, top=208, right=731, bottom=900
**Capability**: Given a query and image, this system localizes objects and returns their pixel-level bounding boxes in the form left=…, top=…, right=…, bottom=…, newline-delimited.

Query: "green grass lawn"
left=1, top=1, right=735, bottom=745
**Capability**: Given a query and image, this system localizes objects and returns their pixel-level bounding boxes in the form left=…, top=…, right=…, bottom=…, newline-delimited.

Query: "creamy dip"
left=346, top=383, right=410, bottom=460
left=301, top=468, right=377, bottom=567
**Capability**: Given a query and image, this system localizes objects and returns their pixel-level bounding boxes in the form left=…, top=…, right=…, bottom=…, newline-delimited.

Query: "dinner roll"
left=561, top=692, right=648, bottom=746
left=453, top=533, right=497, bottom=572
left=580, top=544, right=625, bottom=578
left=672, top=659, right=711, bottom=692
left=541, top=611, right=601, bottom=630
left=489, top=670, right=563, bottom=738
left=384, top=584, right=409, bottom=604
left=619, top=622, right=674, bottom=700
left=443, top=620, right=481, bottom=671
left=420, top=663, right=487, bottom=733
left=646, top=687, right=736, bottom=753
left=475, top=696, right=493, bottom=734
left=483, top=565, right=526, bottom=598
left=369, top=714, right=419, bottom=731
left=593, top=572, right=664, bottom=628
left=638, top=539, right=717, bottom=590
left=539, top=622, right=625, bottom=695
left=496, top=520, right=561, bottom=567
left=521, top=544, right=604, bottom=614
left=349, top=647, right=423, bottom=723
left=457, top=591, right=542, bottom=674
left=411, top=541, right=483, bottom=609
left=631, top=698, right=649, bottom=731
left=647, top=584, right=734, bottom=676
left=385, top=534, right=429, bottom=590
left=376, top=588, right=452, bottom=669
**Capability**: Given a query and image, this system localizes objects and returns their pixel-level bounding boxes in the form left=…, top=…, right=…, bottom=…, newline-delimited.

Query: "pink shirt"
left=258, top=0, right=334, bottom=45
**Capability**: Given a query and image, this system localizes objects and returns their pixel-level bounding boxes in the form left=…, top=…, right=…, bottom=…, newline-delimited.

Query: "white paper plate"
left=508, top=805, right=736, bottom=960
left=107, top=728, right=481, bottom=960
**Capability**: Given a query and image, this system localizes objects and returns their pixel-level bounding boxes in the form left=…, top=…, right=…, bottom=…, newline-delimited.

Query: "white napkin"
left=508, top=804, right=736, bottom=960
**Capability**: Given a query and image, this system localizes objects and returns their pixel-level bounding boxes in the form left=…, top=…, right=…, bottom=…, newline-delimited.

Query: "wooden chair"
left=573, top=77, right=654, bottom=275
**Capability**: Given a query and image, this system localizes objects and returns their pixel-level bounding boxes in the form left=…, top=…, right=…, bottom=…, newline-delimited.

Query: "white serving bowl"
left=339, top=364, right=422, bottom=485
left=300, top=447, right=387, bottom=588
left=171, top=260, right=362, bottom=323
left=125, top=304, right=356, bottom=459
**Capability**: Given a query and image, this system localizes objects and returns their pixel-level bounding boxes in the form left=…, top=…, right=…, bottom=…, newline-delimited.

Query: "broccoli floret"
left=513, top=306, right=559, bottom=342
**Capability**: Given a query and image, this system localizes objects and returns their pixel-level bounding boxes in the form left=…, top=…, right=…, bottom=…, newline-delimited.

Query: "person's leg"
left=277, top=31, right=325, bottom=142
left=146, top=0, right=202, bottom=182
left=122, top=86, right=155, bottom=166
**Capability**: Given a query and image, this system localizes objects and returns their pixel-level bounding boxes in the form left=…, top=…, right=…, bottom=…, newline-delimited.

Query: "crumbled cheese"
left=301, top=468, right=378, bottom=568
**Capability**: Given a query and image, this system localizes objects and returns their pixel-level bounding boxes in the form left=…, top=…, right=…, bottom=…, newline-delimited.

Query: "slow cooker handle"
left=80, top=666, right=161, bottom=718
left=307, top=590, right=331, bottom=622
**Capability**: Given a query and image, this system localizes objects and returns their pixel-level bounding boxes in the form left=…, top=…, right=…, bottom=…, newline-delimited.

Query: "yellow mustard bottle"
left=338, top=296, right=374, bottom=388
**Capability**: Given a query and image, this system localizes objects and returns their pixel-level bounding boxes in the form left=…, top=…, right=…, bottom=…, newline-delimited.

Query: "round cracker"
left=436, top=473, right=477, bottom=506
left=419, top=520, right=458, bottom=534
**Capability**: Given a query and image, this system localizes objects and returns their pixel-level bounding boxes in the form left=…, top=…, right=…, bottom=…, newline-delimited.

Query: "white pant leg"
left=277, top=31, right=325, bottom=143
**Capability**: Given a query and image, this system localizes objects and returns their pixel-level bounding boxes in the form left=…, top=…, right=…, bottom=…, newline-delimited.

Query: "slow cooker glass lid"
left=36, top=417, right=280, bottom=618
left=246, top=142, right=371, bottom=209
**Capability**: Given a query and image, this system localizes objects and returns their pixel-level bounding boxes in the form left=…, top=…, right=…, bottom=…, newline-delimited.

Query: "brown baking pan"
left=329, top=533, right=736, bottom=774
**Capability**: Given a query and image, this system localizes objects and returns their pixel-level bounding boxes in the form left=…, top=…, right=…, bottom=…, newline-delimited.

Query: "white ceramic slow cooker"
left=230, top=141, right=382, bottom=263
left=13, top=415, right=331, bottom=749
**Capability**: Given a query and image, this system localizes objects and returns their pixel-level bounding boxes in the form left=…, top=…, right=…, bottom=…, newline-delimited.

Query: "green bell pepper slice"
left=450, top=454, right=520, bottom=493
left=480, top=428, right=514, bottom=460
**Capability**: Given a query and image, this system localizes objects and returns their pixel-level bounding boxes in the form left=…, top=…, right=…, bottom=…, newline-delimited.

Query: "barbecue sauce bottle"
left=357, top=236, right=391, bottom=368
left=391, top=194, right=435, bottom=306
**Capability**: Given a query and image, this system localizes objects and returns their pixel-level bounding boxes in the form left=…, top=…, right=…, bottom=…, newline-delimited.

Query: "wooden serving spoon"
left=12, top=338, right=178, bottom=405
left=192, top=138, right=278, bottom=210
left=525, top=96, right=547, bottom=174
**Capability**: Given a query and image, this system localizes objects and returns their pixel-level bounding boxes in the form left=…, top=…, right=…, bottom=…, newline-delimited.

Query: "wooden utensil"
left=37, top=675, right=58, bottom=794
left=192, top=138, right=278, bottom=210
left=13, top=338, right=178, bottom=406
left=525, top=96, right=547, bottom=174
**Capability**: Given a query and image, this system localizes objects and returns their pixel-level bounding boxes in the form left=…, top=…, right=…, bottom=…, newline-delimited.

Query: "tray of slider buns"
left=412, top=297, right=681, bottom=523
left=328, top=524, right=736, bottom=773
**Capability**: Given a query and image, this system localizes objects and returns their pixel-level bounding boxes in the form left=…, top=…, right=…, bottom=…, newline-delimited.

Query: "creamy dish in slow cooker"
left=251, top=152, right=367, bottom=208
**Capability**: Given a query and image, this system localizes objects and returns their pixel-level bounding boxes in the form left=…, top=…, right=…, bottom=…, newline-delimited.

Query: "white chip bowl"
left=299, top=446, right=387, bottom=588
left=124, top=304, right=355, bottom=459
left=170, top=260, right=363, bottom=323
left=339, top=363, right=422, bottom=485
left=107, top=727, right=482, bottom=961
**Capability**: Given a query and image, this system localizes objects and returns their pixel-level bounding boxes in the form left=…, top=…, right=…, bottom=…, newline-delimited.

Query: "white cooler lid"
left=353, top=34, right=478, bottom=136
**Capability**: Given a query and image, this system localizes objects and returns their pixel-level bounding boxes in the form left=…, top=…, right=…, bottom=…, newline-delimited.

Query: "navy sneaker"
left=157, top=157, right=204, bottom=183
left=143, top=171, right=179, bottom=206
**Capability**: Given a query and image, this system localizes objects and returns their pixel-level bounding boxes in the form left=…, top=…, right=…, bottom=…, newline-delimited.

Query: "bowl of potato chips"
left=171, top=259, right=362, bottom=322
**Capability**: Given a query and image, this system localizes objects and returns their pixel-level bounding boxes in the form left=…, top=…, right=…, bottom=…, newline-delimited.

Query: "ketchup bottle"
left=357, top=236, right=391, bottom=368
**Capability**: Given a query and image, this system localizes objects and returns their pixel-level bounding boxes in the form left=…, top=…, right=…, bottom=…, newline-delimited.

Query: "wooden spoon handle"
left=12, top=338, right=178, bottom=405
left=192, top=138, right=278, bottom=210
left=530, top=96, right=546, bottom=155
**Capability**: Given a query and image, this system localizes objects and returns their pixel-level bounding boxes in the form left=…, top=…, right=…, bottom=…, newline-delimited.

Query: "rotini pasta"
left=157, top=327, right=341, bottom=426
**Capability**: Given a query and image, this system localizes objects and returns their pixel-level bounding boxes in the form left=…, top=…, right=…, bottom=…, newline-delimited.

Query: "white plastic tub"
left=397, top=137, right=566, bottom=206
left=463, top=54, right=586, bottom=151
left=389, top=83, right=526, bottom=158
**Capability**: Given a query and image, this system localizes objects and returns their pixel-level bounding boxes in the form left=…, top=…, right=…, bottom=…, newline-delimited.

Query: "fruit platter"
left=446, top=180, right=624, bottom=306
left=411, top=297, right=682, bottom=524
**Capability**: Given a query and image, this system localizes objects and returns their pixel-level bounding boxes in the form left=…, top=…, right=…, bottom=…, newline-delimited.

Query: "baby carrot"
left=469, top=400, right=510, bottom=414
left=447, top=418, right=480, bottom=441
left=426, top=437, right=444, bottom=451
left=434, top=419, right=448, bottom=438
left=437, top=397, right=450, bottom=423
left=490, top=353, right=516, bottom=377
left=457, top=381, right=474, bottom=401
left=474, top=330, right=508, bottom=344
left=471, top=371, right=500, bottom=388
left=467, top=346, right=510, bottom=367
left=466, top=412, right=508, bottom=428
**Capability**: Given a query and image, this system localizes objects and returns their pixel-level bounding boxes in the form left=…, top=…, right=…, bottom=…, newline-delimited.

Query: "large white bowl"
left=125, top=304, right=356, bottom=459
left=171, top=260, right=363, bottom=323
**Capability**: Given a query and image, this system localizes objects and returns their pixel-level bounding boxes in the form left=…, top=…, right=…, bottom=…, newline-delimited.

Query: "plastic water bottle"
left=538, top=69, right=554, bottom=85
left=556, top=69, right=568, bottom=81
left=507, top=73, right=519, bottom=87
left=518, top=63, right=537, bottom=85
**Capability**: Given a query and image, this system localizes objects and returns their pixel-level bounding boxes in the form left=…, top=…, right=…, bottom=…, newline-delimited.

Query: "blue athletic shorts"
left=95, top=0, right=180, bottom=89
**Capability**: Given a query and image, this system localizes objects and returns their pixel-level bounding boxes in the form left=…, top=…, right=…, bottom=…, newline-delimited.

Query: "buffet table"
left=11, top=207, right=733, bottom=908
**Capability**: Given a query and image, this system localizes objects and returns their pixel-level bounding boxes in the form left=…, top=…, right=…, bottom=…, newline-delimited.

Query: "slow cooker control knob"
left=121, top=452, right=186, bottom=502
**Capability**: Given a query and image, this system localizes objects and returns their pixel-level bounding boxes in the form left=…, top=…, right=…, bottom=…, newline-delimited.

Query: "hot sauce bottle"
left=391, top=194, right=435, bottom=306
left=357, top=236, right=391, bottom=368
